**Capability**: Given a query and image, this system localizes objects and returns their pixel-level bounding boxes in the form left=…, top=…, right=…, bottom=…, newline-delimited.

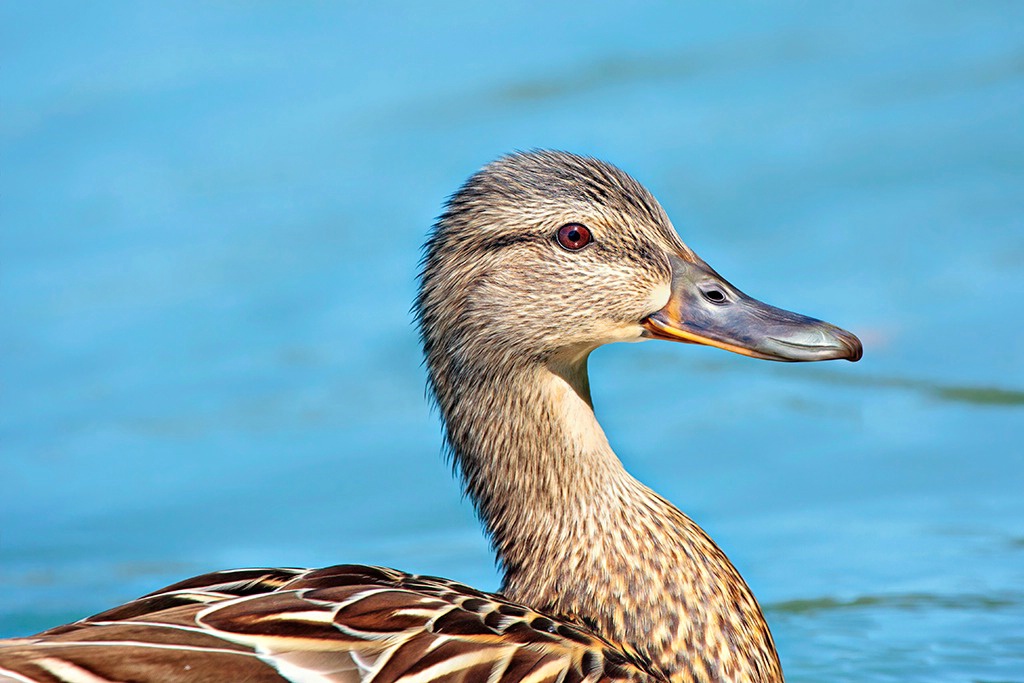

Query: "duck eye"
left=556, top=223, right=592, bottom=251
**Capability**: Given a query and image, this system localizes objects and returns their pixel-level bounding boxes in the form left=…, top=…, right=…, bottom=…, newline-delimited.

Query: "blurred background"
left=2, top=3, right=1022, bottom=681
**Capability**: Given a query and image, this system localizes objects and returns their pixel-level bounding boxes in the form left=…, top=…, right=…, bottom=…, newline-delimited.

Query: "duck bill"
left=642, top=255, right=862, bottom=362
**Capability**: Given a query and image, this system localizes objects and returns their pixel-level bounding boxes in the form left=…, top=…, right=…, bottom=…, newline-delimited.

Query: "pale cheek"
left=602, top=325, right=647, bottom=344
left=619, top=280, right=671, bottom=344
left=647, top=281, right=671, bottom=313
left=597, top=280, right=672, bottom=344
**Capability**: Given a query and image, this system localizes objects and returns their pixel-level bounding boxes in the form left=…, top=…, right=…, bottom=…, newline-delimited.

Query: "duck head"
left=417, top=150, right=861, bottom=374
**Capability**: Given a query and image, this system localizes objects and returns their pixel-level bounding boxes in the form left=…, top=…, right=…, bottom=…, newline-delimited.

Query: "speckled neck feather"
left=416, top=152, right=783, bottom=682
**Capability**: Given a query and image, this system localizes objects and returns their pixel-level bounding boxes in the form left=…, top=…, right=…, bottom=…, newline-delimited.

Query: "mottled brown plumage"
left=0, top=151, right=861, bottom=683
left=417, top=152, right=782, bottom=682
left=0, top=566, right=659, bottom=682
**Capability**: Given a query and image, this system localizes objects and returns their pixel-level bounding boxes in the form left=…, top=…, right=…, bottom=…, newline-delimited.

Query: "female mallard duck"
left=0, top=151, right=861, bottom=683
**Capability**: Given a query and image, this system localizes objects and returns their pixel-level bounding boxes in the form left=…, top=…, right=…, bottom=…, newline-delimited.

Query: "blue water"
left=2, top=3, right=1022, bottom=681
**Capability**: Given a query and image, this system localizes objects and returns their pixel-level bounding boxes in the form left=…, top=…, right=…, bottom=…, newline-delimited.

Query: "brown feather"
left=1, top=565, right=660, bottom=682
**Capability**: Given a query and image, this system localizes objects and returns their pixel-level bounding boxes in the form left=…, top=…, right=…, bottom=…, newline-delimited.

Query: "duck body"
left=0, top=152, right=861, bottom=683
left=0, top=566, right=664, bottom=682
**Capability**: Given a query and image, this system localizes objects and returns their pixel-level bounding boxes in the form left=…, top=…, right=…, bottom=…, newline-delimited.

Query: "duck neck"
left=434, top=352, right=783, bottom=683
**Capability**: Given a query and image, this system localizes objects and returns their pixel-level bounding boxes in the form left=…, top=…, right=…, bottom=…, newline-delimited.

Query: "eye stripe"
left=482, top=234, right=534, bottom=250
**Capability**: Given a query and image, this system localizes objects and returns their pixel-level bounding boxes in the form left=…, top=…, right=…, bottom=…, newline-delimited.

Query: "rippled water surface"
left=3, top=3, right=1023, bottom=681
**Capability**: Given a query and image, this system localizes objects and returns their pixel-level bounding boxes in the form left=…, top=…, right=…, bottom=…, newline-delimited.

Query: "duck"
left=0, top=151, right=861, bottom=683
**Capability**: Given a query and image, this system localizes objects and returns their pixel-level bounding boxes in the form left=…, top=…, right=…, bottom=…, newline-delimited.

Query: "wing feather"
left=0, top=565, right=662, bottom=683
